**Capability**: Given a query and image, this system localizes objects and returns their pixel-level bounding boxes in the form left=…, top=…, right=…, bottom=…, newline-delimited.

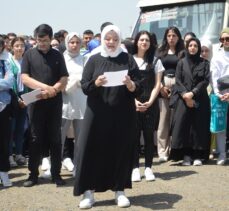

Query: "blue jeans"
left=9, top=107, right=27, bottom=155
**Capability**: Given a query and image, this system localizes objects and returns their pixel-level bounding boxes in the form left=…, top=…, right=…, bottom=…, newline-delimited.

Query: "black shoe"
left=23, top=177, right=38, bottom=187
left=52, top=176, right=66, bottom=187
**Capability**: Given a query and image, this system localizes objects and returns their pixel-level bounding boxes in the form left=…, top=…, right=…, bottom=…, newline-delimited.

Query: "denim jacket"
left=0, top=59, right=14, bottom=112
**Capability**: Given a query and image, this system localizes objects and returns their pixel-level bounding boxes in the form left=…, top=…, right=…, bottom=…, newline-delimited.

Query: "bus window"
left=132, top=2, right=225, bottom=45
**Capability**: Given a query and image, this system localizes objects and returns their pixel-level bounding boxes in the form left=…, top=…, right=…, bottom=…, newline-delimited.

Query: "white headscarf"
left=64, top=32, right=82, bottom=58
left=100, top=25, right=123, bottom=58
left=200, top=39, right=213, bottom=60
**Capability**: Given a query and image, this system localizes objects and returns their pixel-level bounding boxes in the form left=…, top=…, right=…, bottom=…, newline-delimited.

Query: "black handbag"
left=217, top=75, right=229, bottom=91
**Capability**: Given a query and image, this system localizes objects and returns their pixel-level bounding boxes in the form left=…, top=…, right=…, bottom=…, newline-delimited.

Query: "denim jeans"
left=9, top=107, right=27, bottom=155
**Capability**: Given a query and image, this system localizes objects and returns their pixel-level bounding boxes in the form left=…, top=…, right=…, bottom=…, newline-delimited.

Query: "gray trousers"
left=216, top=131, right=226, bottom=156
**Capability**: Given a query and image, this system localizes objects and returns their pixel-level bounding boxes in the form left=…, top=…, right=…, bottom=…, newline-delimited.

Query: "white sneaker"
left=0, top=172, right=12, bottom=187
left=131, top=168, right=141, bottom=182
left=182, top=156, right=191, bottom=166
left=193, top=159, right=202, bottom=166
left=9, top=155, right=17, bottom=167
left=115, top=191, right=130, bottom=208
left=217, top=153, right=226, bottom=165
left=40, top=169, right=51, bottom=179
left=144, top=167, right=155, bottom=181
left=79, top=190, right=95, bottom=209
left=209, top=153, right=214, bottom=160
left=41, top=157, right=50, bottom=171
left=62, top=158, right=74, bottom=172
left=158, top=157, right=168, bottom=162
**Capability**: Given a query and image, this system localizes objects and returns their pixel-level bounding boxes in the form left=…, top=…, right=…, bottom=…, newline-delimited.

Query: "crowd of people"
left=0, top=22, right=229, bottom=209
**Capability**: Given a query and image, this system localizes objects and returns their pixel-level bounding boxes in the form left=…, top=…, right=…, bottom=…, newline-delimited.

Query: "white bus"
left=132, top=0, right=229, bottom=45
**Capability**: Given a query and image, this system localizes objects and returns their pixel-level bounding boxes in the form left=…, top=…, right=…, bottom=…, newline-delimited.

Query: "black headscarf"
left=186, top=37, right=201, bottom=68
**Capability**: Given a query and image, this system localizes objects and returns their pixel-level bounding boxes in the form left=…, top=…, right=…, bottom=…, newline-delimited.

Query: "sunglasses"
left=219, top=37, right=229, bottom=43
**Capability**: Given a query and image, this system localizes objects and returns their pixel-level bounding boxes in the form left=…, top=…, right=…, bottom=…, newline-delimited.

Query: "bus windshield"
left=132, top=2, right=225, bottom=44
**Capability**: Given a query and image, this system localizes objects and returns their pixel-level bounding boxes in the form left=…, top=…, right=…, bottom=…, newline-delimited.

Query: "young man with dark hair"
left=21, top=24, right=69, bottom=187
left=55, top=29, right=68, bottom=54
left=80, top=29, right=94, bottom=55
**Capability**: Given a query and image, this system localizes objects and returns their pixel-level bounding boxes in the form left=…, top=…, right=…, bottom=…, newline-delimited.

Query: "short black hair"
left=100, top=22, right=113, bottom=32
left=58, top=29, right=68, bottom=38
left=7, top=32, right=17, bottom=38
left=83, top=30, right=94, bottom=35
left=0, top=34, right=9, bottom=40
left=34, top=24, right=53, bottom=39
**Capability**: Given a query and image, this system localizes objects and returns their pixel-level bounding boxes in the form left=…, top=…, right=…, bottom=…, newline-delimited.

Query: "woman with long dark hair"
left=9, top=37, right=27, bottom=167
left=156, top=26, right=184, bottom=162
left=131, top=31, right=164, bottom=182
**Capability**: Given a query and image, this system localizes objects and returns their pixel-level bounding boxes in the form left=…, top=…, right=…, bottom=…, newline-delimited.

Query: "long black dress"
left=170, top=55, right=211, bottom=161
left=74, top=52, right=141, bottom=196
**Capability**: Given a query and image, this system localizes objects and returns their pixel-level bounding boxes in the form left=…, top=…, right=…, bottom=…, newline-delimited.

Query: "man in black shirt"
left=21, top=24, right=69, bottom=187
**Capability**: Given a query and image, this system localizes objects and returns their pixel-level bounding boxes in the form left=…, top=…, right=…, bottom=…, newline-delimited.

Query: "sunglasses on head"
left=219, top=37, right=229, bottom=43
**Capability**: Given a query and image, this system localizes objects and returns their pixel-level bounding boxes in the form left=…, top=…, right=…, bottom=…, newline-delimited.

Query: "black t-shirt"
left=160, top=54, right=179, bottom=76
left=21, top=47, right=68, bottom=86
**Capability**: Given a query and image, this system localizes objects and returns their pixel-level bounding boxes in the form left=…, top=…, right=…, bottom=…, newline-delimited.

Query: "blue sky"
left=1, top=0, right=139, bottom=38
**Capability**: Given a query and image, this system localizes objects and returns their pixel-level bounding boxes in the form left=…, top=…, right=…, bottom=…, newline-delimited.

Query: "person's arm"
left=175, top=59, right=188, bottom=95
left=0, top=61, right=14, bottom=91
left=126, top=54, right=142, bottom=96
left=21, top=73, right=56, bottom=99
left=211, top=58, right=221, bottom=97
left=191, top=60, right=210, bottom=97
left=53, top=76, right=68, bottom=93
left=81, top=56, right=103, bottom=96
left=123, top=75, right=136, bottom=92
left=175, top=59, right=195, bottom=107
left=143, top=71, right=162, bottom=108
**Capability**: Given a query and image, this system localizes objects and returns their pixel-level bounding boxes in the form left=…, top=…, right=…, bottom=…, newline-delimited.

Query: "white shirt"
left=211, top=49, right=229, bottom=96
left=133, top=55, right=165, bottom=73
left=62, top=53, right=87, bottom=120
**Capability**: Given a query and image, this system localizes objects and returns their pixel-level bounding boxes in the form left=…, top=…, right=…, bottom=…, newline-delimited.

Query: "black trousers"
left=0, top=105, right=11, bottom=172
left=133, top=128, right=155, bottom=168
left=27, top=98, right=62, bottom=179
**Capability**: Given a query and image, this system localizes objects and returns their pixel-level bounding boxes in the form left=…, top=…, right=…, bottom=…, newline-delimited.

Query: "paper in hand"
left=21, top=88, right=42, bottom=105
left=103, top=69, right=128, bottom=87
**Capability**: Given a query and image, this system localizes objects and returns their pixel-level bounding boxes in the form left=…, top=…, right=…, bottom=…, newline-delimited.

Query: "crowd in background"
left=0, top=22, right=229, bottom=209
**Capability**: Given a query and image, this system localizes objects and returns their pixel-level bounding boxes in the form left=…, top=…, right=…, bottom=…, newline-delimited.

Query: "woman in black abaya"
left=74, top=25, right=141, bottom=209
left=170, top=37, right=210, bottom=166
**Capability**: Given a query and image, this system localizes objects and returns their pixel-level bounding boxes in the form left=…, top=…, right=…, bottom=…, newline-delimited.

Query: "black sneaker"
left=23, top=176, right=38, bottom=187
left=52, top=176, right=66, bottom=187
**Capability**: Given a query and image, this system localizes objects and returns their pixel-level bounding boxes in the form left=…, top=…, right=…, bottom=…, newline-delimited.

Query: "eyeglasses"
left=36, top=39, right=50, bottom=44
left=219, top=37, right=229, bottom=43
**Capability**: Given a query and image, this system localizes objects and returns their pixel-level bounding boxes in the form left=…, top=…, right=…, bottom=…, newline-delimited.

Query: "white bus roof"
left=137, top=0, right=198, bottom=8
